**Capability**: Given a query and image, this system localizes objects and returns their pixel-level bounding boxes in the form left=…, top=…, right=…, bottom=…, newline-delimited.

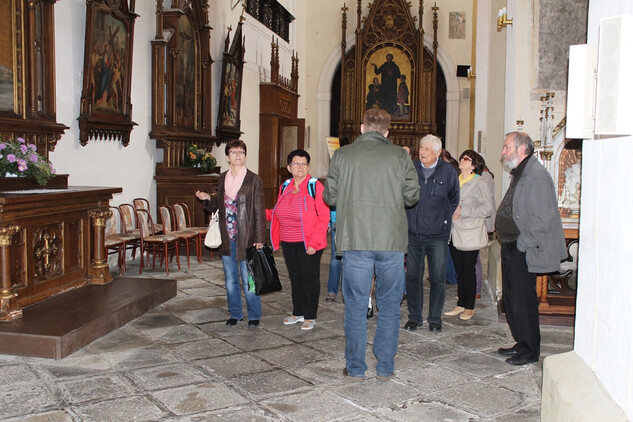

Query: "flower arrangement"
left=183, top=143, right=217, bottom=171
left=0, top=136, right=56, bottom=186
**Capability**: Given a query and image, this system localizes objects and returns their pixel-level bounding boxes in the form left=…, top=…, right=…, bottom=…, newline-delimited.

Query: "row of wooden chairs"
left=105, top=199, right=208, bottom=276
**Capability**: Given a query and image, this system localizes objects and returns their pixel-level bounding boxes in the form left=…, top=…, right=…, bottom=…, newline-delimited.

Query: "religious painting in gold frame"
left=365, top=47, right=412, bottom=121
left=77, top=0, right=138, bottom=147
left=557, top=139, right=582, bottom=219
left=0, top=0, right=16, bottom=114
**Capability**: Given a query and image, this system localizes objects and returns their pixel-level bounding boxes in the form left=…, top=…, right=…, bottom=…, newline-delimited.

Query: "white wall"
left=52, top=0, right=161, bottom=213
left=51, top=1, right=301, bottom=215
left=574, top=0, right=633, bottom=418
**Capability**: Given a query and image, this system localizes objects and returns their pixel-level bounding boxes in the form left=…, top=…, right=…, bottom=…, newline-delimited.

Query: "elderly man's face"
left=419, top=143, right=440, bottom=168
left=501, top=136, right=522, bottom=171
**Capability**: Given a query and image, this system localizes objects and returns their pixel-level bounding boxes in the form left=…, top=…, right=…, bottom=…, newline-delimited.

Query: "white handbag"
left=204, top=210, right=221, bottom=248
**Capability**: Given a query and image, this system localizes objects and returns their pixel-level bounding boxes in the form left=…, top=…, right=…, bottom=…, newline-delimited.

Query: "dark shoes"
left=343, top=367, right=364, bottom=382
left=248, top=320, right=260, bottom=328
left=404, top=320, right=422, bottom=331
left=506, top=356, right=539, bottom=366
left=366, top=307, right=374, bottom=319
left=497, top=346, right=518, bottom=357
left=225, top=318, right=243, bottom=326
left=429, top=323, right=442, bottom=332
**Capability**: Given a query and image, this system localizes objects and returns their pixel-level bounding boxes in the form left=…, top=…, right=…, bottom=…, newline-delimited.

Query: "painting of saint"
left=175, top=14, right=195, bottom=128
left=366, top=48, right=411, bottom=120
left=221, top=62, right=240, bottom=128
left=0, top=0, right=14, bottom=112
left=90, top=13, right=127, bottom=113
left=449, top=12, right=466, bottom=39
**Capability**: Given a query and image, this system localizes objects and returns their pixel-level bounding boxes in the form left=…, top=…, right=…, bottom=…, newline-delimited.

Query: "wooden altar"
left=155, top=168, right=219, bottom=227
left=0, top=184, right=122, bottom=322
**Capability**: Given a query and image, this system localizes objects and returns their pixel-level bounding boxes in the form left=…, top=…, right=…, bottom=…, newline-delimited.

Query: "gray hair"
left=506, top=131, right=535, bottom=155
left=419, top=134, right=442, bottom=154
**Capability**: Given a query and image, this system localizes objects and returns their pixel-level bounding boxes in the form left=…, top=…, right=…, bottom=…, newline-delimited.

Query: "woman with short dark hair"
left=267, top=149, right=330, bottom=330
left=196, top=139, right=266, bottom=327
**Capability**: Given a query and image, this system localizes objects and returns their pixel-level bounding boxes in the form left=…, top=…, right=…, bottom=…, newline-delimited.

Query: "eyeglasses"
left=229, top=150, right=245, bottom=156
left=289, top=162, right=308, bottom=167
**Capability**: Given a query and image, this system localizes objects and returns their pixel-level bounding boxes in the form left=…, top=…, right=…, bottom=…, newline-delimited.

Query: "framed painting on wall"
left=365, top=47, right=413, bottom=121
left=77, top=0, right=138, bottom=147
left=216, top=18, right=245, bottom=141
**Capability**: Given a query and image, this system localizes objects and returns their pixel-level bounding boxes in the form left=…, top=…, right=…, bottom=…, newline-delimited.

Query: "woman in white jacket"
left=444, top=150, right=494, bottom=320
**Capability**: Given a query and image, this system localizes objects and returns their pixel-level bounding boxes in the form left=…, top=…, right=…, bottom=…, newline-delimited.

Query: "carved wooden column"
left=88, top=209, right=113, bottom=285
left=0, top=226, right=22, bottom=321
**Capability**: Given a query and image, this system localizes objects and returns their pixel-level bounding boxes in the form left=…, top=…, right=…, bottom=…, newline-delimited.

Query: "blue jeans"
left=445, top=244, right=458, bottom=284
left=405, top=237, right=447, bottom=325
left=221, top=240, right=262, bottom=321
left=327, top=227, right=342, bottom=295
left=342, top=250, right=405, bottom=378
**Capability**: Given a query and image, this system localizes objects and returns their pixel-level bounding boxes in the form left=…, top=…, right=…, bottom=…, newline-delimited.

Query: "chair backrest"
left=158, top=205, right=175, bottom=234
left=133, top=198, right=150, bottom=211
left=105, top=207, right=120, bottom=237
left=135, top=209, right=155, bottom=238
left=172, top=203, right=190, bottom=230
left=119, top=203, right=136, bottom=232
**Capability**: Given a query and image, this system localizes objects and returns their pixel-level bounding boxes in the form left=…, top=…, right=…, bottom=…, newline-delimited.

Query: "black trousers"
left=501, top=241, right=540, bottom=360
left=281, top=242, right=323, bottom=320
left=449, top=244, right=479, bottom=310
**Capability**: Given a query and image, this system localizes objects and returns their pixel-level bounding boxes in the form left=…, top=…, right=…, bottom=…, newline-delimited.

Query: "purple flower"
left=28, top=144, right=37, bottom=151
left=49, top=163, right=56, bottom=174
left=7, top=154, right=16, bottom=163
left=29, top=154, right=39, bottom=162
left=20, top=144, right=28, bottom=153
left=17, top=159, right=27, bottom=172
left=17, top=137, right=25, bottom=144
left=0, top=143, right=5, bottom=150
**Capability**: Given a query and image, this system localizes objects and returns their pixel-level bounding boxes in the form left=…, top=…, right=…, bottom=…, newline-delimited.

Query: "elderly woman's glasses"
left=289, top=162, right=308, bottom=167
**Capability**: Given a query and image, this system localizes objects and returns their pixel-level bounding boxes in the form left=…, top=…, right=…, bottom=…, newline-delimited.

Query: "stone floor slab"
left=72, top=395, right=167, bottom=422
left=150, top=382, right=249, bottom=415
left=127, top=362, right=209, bottom=391
left=262, top=389, right=358, bottom=421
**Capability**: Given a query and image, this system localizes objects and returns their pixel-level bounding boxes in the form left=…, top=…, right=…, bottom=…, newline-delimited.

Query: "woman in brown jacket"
left=196, top=140, right=266, bottom=327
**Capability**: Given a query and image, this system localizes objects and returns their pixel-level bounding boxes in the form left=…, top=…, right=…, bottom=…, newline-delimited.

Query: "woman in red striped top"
left=267, top=150, right=330, bottom=330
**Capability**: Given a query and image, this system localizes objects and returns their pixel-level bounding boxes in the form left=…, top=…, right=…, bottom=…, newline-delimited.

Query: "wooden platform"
left=0, top=277, right=177, bottom=359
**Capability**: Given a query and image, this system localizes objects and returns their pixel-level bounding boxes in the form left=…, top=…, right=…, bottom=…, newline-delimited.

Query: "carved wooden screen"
left=339, top=0, right=437, bottom=149
left=150, top=0, right=219, bottom=170
left=0, top=0, right=68, bottom=158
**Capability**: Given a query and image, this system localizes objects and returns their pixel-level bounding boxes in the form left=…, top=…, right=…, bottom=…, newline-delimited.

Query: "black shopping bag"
left=245, top=244, right=282, bottom=295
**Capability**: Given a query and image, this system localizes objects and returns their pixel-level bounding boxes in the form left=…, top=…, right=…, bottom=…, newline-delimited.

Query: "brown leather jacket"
left=202, top=169, right=266, bottom=261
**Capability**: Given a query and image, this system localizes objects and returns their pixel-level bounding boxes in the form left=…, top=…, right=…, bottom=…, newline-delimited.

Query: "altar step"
left=0, top=277, right=177, bottom=360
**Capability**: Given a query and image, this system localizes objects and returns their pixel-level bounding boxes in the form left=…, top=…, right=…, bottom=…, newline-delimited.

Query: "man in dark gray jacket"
left=496, top=132, right=566, bottom=365
left=323, top=108, right=419, bottom=381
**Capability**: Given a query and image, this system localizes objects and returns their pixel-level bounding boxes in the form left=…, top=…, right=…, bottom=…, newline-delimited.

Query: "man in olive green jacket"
left=323, top=108, right=419, bottom=381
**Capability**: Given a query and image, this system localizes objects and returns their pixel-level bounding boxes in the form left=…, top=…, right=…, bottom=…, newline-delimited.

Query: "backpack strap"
left=282, top=177, right=318, bottom=199
left=307, top=177, right=318, bottom=199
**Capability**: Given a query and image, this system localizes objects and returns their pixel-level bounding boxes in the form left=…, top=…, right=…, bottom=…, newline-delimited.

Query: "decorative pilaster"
left=0, top=225, right=22, bottom=322
left=88, top=209, right=113, bottom=285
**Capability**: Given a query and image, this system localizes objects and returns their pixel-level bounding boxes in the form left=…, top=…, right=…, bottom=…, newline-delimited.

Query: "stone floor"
left=0, top=244, right=574, bottom=421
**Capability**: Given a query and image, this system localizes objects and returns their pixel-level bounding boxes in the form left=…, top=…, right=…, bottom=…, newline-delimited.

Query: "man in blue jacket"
left=405, top=135, right=460, bottom=332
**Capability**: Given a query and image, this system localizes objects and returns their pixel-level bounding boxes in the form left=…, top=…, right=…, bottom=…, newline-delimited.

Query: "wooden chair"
left=173, top=202, right=211, bottom=262
left=135, top=208, right=180, bottom=275
left=158, top=205, right=200, bottom=269
left=133, top=197, right=163, bottom=233
left=118, top=203, right=141, bottom=260
left=105, top=206, right=138, bottom=275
